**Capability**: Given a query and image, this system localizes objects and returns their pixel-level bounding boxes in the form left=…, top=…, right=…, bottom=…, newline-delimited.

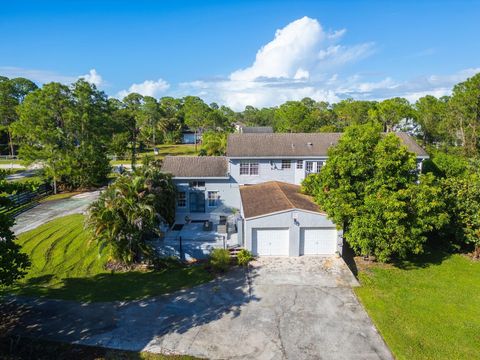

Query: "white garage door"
left=252, top=228, right=289, bottom=256
left=300, top=228, right=337, bottom=255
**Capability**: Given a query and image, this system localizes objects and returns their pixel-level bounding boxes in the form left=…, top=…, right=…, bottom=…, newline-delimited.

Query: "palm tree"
left=86, top=171, right=174, bottom=264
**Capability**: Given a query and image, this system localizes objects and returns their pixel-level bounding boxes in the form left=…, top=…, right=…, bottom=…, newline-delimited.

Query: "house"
left=239, top=181, right=342, bottom=256
left=181, top=130, right=197, bottom=144
left=161, top=132, right=428, bottom=258
left=236, top=125, right=274, bottom=134
left=160, top=156, right=241, bottom=225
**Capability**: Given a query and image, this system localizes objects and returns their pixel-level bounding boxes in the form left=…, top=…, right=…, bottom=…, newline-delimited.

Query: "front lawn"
left=3, top=214, right=213, bottom=302
left=355, top=251, right=480, bottom=360
left=111, top=144, right=197, bottom=165
left=38, top=191, right=81, bottom=203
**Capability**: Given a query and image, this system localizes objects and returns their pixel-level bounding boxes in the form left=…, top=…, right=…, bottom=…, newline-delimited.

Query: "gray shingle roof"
left=161, top=156, right=228, bottom=178
left=240, top=181, right=324, bottom=218
left=227, top=132, right=428, bottom=157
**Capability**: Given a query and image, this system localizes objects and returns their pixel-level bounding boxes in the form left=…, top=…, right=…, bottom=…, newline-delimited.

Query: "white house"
left=161, top=132, right=429, bottom=257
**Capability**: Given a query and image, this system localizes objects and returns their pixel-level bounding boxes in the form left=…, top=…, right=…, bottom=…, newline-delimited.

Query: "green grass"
left=9, top=175, right=44, bottom=184
left=111, top=144, right=198, bottom=165
left=3, top=214, right=213, bottom=302
left=355, top=251, right=480, bottom=360
left=39, top=191, right=80, bottom=203
left=0, top=159, right=23, bottom=165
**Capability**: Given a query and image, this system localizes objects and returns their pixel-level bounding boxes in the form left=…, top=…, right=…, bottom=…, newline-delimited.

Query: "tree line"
left=2, top=73, right=479, bottom=172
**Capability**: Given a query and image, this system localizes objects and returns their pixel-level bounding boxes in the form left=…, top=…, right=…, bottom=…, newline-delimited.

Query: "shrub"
left=237, top=249, right=253, bottom=266
left=209, top=248, right=231, bottom=272
left=150, top=256, right=183, bottom=270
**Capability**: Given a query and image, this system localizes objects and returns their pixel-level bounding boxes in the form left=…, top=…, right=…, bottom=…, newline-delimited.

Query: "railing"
left=0, top=155, right=19, bottom=160
left=0, top=183, right=52, bottom=217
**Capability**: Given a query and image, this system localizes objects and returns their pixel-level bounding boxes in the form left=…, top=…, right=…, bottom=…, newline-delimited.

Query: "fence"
left=0, top=155, right=19, bottom=160
left=0, top=183, right=52, bottom=217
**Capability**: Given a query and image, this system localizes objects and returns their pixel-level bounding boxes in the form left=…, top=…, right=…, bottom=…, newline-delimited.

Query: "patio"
left=154, top=222, right=240, bottom=261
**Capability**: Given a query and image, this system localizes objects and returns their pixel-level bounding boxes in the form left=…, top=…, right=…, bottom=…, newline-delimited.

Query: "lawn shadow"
left=393, top=247, right=452, bottom=270
left=3, top=265, right=259, bottom=354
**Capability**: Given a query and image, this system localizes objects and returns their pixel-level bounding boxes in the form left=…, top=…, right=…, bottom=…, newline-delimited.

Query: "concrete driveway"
left=12, top=191, right=100, bottom=235
left=3, top=257, right=392, bottom=359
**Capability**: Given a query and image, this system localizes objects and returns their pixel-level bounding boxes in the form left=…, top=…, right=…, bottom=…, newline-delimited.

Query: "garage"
left=252, top=228, right=289, bottom=256
left=239, top=182, right=342, bottom=257
left=300, top=228, right=337, bottom=255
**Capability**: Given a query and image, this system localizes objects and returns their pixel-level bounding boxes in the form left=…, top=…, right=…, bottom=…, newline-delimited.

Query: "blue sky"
left=1, top=0, right=479, bottom=109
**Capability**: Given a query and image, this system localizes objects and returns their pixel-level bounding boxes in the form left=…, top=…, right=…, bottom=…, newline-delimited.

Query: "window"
left=177, top=192, right=186, bottom=207
left=239, top=161, right=259, bottom=176
left=306, top=161, right=314, bottom=173
left=315, top=161, right=325, bottom=173
left=208, top=191, right=219, bottom=207
left=240, top=162, right=249, bottom=175
left=281, top=160, right=291, bottom=169
left=296, top=160, right=303, bottom=169
left=189, top=181, right=205, bottom=188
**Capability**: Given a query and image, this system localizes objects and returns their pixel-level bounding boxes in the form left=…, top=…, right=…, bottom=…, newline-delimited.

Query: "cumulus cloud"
left=180, top=16, right=375, bottom=109
left=117, top=78, right=170, bottom=98
left=78, top=69, right=103, bottom=86
left=178, top=16, right=478, bottom=109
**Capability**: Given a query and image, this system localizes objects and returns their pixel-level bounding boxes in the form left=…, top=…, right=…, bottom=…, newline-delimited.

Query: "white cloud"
left=78, top=69, right=103, bottom=86
left=229, top=16, right=371, bottom=83
left=178, top=16, right=375, bottom=110
left=0, top=66, right=76, bottom=83
left=117, top=78, right=170, bottom=98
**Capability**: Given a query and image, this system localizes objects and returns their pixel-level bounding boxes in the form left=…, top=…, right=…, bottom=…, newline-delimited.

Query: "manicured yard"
left=111, top=144, right=198, bottom=165
left=3, top=214, right=213, bottom=302
left=355, top=251, right=480, bottom=360
left=38, top=191, right=81, bottom=203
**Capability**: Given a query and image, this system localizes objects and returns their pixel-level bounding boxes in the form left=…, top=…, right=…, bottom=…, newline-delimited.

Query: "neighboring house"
left=181, top=130, right=197, bottom=144
left=236, top=125, right=274, bottom=134
left=161, top=132, right=428, bottom=257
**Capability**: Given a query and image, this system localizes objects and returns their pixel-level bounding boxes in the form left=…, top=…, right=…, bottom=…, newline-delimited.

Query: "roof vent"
left=291, top=143, right=295, bottom=149
left=307, top=142, right=313, bottom=147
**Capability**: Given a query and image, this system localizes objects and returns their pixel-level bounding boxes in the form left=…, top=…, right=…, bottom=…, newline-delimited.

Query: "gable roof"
left=240, top=181, right=324, bottom=219
left=161, top=156, right=228, bottom=178
left=227, top=132, right=428, bottom=158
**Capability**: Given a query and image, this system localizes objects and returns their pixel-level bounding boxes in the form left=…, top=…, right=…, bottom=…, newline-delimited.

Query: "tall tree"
left=274, top=100, right=311, bottom=132
left=303, top=124, right=447, bottom=261
left=139, top=96, right=162, bottom=146
left=448, top=73, right=480, bottom=157
left=370, top=97, right=413, bottom=132
left=0, top=77, right=37, bottom=156
left=333, top=99, right=377, bottom=129
left=14, top=82, right=73, bottom=193
left=183, top=96, right=210, bottom=151
left=70, top=79, right=112, bottom=188
left=14, top=80, right=111, bottom=192
left=121, top=93, right=144, bottom=170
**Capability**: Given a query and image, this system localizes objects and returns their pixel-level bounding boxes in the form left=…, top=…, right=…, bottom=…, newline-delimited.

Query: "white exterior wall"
left=174, top=177, right=241, bottom=216
left=243, top=210, right=342, bottom=256
left=229, top=158, right=327, bottom=185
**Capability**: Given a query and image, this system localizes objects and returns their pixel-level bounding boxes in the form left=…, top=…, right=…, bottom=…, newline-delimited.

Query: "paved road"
left=12, top=191, right=100, bottom=235
left=3, top=257, right=392, bottom=359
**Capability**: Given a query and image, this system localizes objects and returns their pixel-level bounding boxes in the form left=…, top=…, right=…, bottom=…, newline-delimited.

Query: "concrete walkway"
left=12, top=191, right=100, bottom=235
left=2, top=257, right=392, bottom=359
